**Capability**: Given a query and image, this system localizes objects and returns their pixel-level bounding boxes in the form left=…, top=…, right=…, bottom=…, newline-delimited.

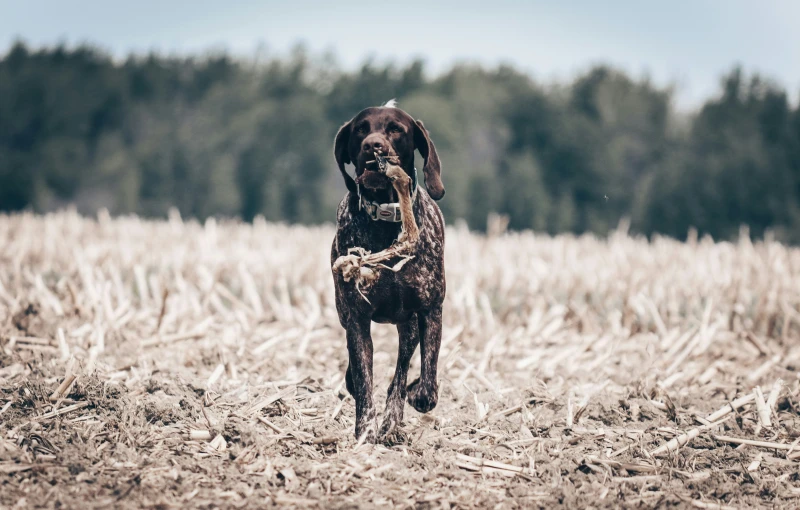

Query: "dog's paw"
left=378, top=415, right=398, bottom=441
left=406, top=378, right=438, bottom=413
left=355, top=419, right=378, bottom=444
left=379, top=400, right=404, bottom=441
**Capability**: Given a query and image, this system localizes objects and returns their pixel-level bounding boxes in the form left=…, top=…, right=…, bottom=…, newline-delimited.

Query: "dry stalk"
left=689, top=500, right=737, bottom=510
left=49, top=374, right=77, bottom=402
left=257, top=416, right=285, bottom=435
left=456, top=453, right=530, bottom=478
left=33, top=402, right=89, bottom=421
left=140, top=329, right=207, bottom=348
left=584, top=456, right=657, bottom=474
left=240, top=386, right=296, bottom=416
left=766, top=379, right=783, bottom=416
left=747, top=452, right=762, bottom=472
left=650, top=416, right=731, bottom=456
left=713, top=435, right=796, bottom=451
left=706, top=393, right=755, bottom=422
left=189, top=429, right=212, bottom=441
left=754, top=386, right=771, bottom=427
left=155, top=288, right=169, bottom=334
left=744, top=331, right=771, bottom=356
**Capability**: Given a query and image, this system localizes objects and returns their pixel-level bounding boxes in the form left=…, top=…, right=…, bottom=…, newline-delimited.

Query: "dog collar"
left=358, top=167, right=419, bottom=222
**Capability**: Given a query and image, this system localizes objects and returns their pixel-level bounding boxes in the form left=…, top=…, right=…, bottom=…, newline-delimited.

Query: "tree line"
left=1, top=42, right=799, bottom=241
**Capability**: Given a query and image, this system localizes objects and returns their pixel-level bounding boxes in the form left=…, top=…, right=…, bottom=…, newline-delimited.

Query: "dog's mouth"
left=356, top=151, right=401, bottom=190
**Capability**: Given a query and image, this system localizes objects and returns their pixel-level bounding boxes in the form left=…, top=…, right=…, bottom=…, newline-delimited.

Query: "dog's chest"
left=333, top=193, right=445, bottom=321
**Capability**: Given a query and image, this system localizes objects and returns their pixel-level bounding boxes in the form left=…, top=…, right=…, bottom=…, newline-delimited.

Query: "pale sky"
left=2, top=0, right=798, bottom=110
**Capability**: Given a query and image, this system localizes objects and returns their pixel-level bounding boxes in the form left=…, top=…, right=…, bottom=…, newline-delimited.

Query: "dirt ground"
left=2, top=211, right=800, bottom=509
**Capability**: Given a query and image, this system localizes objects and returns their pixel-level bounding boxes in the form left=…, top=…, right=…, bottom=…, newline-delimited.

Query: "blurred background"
left=1, top=1, right=799, bottom=240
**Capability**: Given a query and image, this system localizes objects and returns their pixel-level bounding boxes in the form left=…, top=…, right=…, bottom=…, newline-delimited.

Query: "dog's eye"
left=355, top=124, right=369, bottom=134
left=388, top=124, right=403, bottom=134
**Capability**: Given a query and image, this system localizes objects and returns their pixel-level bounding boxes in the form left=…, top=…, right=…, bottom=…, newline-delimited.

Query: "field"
left=2, top=211, right=800, bottom=509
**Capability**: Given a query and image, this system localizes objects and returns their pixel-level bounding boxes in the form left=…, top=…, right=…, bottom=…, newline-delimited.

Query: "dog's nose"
left=362, top=138, right=388, bottom=154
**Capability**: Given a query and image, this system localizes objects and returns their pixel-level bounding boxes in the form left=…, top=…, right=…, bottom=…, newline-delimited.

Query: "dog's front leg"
left=407, top=304, right=442, bottom=413
left=346, top=316, right=378, bottom=442
left=380, top=315, right=420, bottom=439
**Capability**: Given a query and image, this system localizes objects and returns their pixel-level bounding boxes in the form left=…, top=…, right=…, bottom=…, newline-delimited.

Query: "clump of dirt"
left=141, top=397, right=183, bottom=425
left=223, top=415, right=260, bottom=446
left=11, top=303, right=53, bottom=338
left=144, top=374, right=183, bottom=395
left=72, top=376, right=128, bottom=410
left=0, top=349, right=14, bottom=369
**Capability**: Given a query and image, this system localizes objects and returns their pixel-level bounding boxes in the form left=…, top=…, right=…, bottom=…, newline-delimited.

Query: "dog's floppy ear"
left=413, top=119, right=444, bottom=200
left=334, top=121, right=358, bottom=193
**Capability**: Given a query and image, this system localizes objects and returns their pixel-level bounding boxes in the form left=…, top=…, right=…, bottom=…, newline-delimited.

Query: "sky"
left=1, top=0, right=798, bottom=110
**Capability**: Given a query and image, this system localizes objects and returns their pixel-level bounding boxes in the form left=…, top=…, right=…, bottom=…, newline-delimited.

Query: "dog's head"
left=333, top=101, right=444, bottom=200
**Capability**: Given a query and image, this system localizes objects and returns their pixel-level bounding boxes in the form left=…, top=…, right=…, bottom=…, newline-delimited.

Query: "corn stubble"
left=1, top=212, right=800, bottom=508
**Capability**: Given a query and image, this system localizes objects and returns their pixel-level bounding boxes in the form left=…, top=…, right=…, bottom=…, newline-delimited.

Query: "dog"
left=331, top=100, right=446, bottom=442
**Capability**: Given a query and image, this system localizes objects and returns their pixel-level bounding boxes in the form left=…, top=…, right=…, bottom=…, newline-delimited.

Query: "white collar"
left=358, top=167, right=419, bottom=222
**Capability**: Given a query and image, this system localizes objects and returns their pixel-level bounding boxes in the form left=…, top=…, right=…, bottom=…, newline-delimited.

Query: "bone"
left=381, top=162, right=419, bottom=244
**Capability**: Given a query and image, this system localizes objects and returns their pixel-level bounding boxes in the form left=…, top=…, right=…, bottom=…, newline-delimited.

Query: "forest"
left=1, top=41, right=799, bottom=241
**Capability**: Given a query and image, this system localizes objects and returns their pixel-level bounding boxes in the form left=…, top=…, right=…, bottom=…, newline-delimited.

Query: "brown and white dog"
left=331, top=101, right=446, bottom=442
